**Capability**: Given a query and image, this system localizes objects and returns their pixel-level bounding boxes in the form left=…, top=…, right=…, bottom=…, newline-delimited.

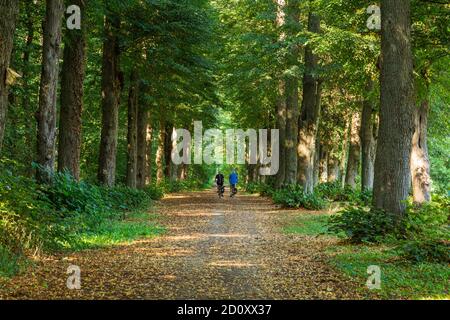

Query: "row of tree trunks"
left=0, top=0, right=19, bottom=154
left=36, top=0, right=64, bottom=183
left=126, top=72, right=139, bottom=188
left=58, top=0, right=87, bottom=181
left=345, top=112, right=361, bottom=189
left=373, top=0, right=415, bottom=216
left=97, top=14, right=122, bottom=187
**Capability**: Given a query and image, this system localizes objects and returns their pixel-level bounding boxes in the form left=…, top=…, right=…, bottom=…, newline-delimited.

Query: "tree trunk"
left=319, top=144, right=328, bottom=183
left=36, top=0, right=64, bottom=183
left=0, top=0, right=18, bottom=153
left=137, top=107, right=149, bottom=189
left=360, top=88, right=377, bottom=191
left=145, top=123, right=153, bottom=185
left=373, top=0, right=415, bottom=216
left=327, top=153, right=340, bottom=183
left=275, top=0, right=286, bottom=188
left=313, top=135, right=320, bottom=187
left=58, top=0, right=86, bottom=180
left=284, top=0, right=300, bottom=185
left=156, top=117, right=166, bottom=184
left=126, top=72, right=138, bottom=188
left=410, top=99, right=431, bottom=204
left=22, top=0, right=36, bottom=175
left=297, top=12, right=321, bottom=194
left=97, top=15, right=121, bottom=187
left=345, top=112, right=361, bottom=189
left=340, top=116, right=351, bottom=187
left=164, top=123, right=173, bottom=179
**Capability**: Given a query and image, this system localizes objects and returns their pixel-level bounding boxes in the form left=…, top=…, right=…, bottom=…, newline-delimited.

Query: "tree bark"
left=284, top=0, right=300, bottom=185
left=373, top=0, right=415, bottom=216
left=297, top=12, right=321, bottom=194
left=97, top=14, right=121, bottom=187
left=22, top=0, right=36, bottom=175
left=345, top=112, right=361, bottom=189
left=0, top=0, right=19, bottom=154
left=137, top=107, right=149, bottom=189
left=36, top=0, right=64, bottom=183
left=410, top=99, right=431, bottom=204
left=164, top=123, right=173, bottom=179
left=327, top=153, right=340, bottom=183
left=340, top=115, right=351, bottom=187
left=126, top=72, right=138, bottom=188
left=58, top=0, right=87, bottom=180
left=145, top=123, right=153, bottom=185
left=156, top=117, right=166, bottom=184
left=275, top=0, right=286, bottom=188
left=360, top=88, right=377, bottom=191
left=319, top=143, right=328, bottom=183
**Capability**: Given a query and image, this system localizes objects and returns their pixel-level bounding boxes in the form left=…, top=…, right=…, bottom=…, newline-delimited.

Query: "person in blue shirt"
left=229, top=169, right=238, bottom=197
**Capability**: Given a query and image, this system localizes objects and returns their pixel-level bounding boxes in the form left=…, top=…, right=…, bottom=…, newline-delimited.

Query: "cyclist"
left=215, top=172, right=225, bottom=197
left=229, top=169, right=238, bottom=197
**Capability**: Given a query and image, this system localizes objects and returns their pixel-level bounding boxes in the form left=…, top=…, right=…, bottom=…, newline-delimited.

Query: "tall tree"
left=284, top=0, right=300, bottom=185
left=97, top=13, right=122, bottom=186
left=126, top=72, right=138, bottom=188
left=360, top=84, right=377, bottom=191
left=36, top=0, right=64, bottom=183
left=373, top=0, right=415, bottom=216
left=58, top=0, right=87, bottom=180
left=136, top=105, right=149, bottom=189
left=345, top=112, right=361, bottom=188
left=0, top=0, right=19, bottom=153
left=275, top=0, right=287, bottom=188
left=156, top=116, right=166, bottom=184
left=21, top=0, right=37, bottom=175
left=298, top=12, right=321, bottom=193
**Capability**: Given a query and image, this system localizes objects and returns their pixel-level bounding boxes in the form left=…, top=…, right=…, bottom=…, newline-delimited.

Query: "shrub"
left=0, top=172, right=68, bottom=254
left=398, top=240, right=449, bottom=264
left=315, top=182, right=372, bottom=206
left=327, top=206, right=400, bottom=243
left=272, top=184, right=327, bottom=210
left=144, top=184, right=164, bottom=200
left=327, top=196, right=450, bottom=263
left=39, top=171, right=105, bottom=217
left=244, top=182, right=261, bottom=194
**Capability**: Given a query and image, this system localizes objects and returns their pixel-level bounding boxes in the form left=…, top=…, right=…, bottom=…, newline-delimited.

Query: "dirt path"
left=0, top=190, right=365, bottom=299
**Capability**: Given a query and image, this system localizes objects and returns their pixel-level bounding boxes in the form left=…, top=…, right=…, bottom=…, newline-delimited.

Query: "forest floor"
left=0, top=190, right=370, bottom=299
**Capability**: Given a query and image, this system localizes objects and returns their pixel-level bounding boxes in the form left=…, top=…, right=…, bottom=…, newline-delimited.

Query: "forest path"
left=0, top=190, right=364, bottom=299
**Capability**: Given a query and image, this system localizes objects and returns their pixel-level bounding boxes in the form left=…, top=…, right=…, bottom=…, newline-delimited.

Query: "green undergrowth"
left=283, top=212, right=450, bottom=299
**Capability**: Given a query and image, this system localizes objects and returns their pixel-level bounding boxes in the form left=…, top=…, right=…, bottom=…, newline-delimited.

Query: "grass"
left=64, top=210, right=166, bottom=250
left=283, top=213, right=330, bottom=236
left=0, top=246, right=22, bottom=278
left=0, top=209, right=166, bottom=278
left=283, top=212, right=450, bottom=300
